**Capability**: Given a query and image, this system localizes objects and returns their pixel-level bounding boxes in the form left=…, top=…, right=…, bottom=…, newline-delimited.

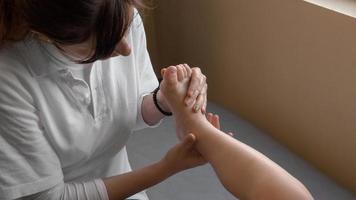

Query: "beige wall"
left=146, top=0, right=356, bottom=192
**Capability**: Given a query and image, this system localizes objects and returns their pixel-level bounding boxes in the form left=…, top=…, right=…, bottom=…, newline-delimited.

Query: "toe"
left=177, top=65, right=184, bottom=81
left=180, top=64, right=188, bottom=79
left=160, top=68, right=167, bottom=77
left=163, top=66, right=178, bottom=85
left=183, top=64, right=192, bottom=77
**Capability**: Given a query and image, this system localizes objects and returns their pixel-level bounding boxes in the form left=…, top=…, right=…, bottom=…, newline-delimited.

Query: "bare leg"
left=160, top=66, right=313, bottom=200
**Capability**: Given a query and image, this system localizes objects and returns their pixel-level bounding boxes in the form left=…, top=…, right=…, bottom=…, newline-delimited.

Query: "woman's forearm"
left=103, top=160, right=174, bottom=200
left=141, top=91, right=170, bottom=126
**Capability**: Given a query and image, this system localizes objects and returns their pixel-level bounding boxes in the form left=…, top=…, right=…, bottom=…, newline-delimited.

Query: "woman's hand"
left=161, top=134, right=206, bottom=174
left=161, top=113, right=234, bottom=175
left=206, top=112, right=234, bottom=137
left=161, top=64, right=207, bottom=114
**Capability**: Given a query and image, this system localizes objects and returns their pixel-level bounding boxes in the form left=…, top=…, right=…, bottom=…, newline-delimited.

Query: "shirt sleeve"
left=0, top=65, right=63, bottom=199
left=131, top=10, right=160, bottom=131
left=18, top=179, right=109, bottom=200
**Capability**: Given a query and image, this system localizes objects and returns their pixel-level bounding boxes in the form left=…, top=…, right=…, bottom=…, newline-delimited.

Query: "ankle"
left=183, top=114, right=212, bottom=134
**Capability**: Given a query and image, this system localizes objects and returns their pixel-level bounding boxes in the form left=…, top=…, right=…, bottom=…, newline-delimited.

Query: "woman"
left=0, top=0, right=208, bottom=199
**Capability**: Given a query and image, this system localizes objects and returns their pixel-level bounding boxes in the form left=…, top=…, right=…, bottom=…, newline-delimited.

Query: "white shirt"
left=0, top=12, right=157, bottom=200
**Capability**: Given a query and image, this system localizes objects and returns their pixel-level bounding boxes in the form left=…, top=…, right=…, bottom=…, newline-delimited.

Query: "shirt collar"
left=20, top=37, right=84, bottom=77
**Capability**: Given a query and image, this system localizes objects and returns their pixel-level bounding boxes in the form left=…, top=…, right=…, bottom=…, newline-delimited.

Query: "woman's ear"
left=30, top=30, right=51, bottom=43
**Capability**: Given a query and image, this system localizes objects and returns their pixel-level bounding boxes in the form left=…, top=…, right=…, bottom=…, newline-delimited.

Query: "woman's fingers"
left=180, top=64, right=188, bottom=78
left=206, top=113, right=235, bottom=137
left=185, top=67, right=206, bottom=106
left=207, top=113, right=220, bottom=129
left=202, top=84, right=208, bottom=114
left=176, top=65, right=185, bottom=81
left=193, top=83, right=207, bottom=113
left=207, top=113, right=213, bottom=123
left=212, top=114, right=221, bottom=130
left=192, top=92, right=205, bottom=112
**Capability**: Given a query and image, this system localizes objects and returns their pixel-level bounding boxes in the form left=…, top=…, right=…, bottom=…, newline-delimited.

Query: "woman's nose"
left=115, top=37, right=131, bottom=56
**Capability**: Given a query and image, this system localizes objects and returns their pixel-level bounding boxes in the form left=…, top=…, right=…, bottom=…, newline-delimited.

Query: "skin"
left=159, top=66, right=315, bottom=200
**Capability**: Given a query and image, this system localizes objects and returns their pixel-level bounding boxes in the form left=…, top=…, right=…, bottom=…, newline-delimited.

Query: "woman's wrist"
left=157, top=158, right=178, bottom=177
left=156, top=89, right=171, bottom=114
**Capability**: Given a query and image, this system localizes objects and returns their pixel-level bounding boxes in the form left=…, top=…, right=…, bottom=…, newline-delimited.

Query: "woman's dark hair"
left=0, top=0, right=144, bottom=63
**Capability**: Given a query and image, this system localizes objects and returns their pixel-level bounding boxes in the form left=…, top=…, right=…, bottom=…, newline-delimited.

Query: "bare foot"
left=160, top=66, right=207, bottom=140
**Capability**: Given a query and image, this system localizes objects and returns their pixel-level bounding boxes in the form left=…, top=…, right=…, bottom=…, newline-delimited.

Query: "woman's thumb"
left=181, top=133, right=196, bottom=149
